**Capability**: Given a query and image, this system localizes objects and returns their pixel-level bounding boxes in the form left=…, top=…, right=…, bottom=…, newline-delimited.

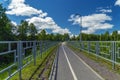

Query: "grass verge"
left=67, top=43, right=120, bottom=74
left=9, top=45, right=57, bottom=80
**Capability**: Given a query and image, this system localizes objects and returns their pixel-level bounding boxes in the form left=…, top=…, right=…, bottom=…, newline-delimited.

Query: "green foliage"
left=28, top=23, right=37, bottom=40
left=18, top=21, right=29, bottom=40
left=10, top=45, right=57, bottom=80
left=0, top=4, right=15, bottom=41
left=63, top=33, right=70, bottom=41
left=38, top=29, right=47, bottom=40
left=37, top=30, right=70, bottom=41
left=111, top=30, right=118, bottom=41
left=71, top=31, right=120, bottom=41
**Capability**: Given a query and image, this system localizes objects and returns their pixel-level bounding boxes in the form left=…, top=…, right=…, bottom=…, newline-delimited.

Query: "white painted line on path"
left=62, top=46, right=78, bottom=80
left=67, top=47, right=104, bottom=80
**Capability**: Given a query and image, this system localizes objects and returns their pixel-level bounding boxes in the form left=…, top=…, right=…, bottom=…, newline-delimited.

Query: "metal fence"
left=0, top=41, right=57, bottom=80
left=68, top=41, right=120, bottom=69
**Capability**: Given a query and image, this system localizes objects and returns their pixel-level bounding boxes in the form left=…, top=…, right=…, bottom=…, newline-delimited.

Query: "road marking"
left=67, top=47, right=104, bottom=80
left=62, top=46, right=78, bottom=80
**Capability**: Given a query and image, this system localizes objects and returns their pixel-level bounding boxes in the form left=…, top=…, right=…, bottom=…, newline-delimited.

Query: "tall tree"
left=29, top=23, right=37, bottom=40
left=63, top=33, right=70, bottom=41
left=18, top=20, right=29, bottom=40
left=111, top=31, right=118, bottom=41
left=38, top=29, right=47, bottom=40
left=104, top=31, right=110, bottom=41
left=0, top=4, right=14, bottom=41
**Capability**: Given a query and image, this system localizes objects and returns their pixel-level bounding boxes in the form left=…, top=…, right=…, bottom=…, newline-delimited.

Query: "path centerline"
left=62, top=45, right=78, bottom=80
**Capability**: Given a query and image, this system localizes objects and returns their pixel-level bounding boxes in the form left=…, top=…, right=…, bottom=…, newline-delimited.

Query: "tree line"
left=0, top=4, right=70, bottom=41
left=70, top=31, right=120, bottom=41
left=0, top=4, right=119, bottom=42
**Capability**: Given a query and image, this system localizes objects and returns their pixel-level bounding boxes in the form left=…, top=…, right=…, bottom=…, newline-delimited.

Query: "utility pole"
left=74, top=14, right=82, bottom=47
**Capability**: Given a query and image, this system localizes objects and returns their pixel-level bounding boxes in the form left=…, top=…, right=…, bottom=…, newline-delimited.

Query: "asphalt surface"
left=56, top=43, right=104, bottom=80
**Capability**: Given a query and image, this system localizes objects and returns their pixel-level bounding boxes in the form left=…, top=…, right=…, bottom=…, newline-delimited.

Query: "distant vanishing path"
left=56, top=43, right=104, bottom=80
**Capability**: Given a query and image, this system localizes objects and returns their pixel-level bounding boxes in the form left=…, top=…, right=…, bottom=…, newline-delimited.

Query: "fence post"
left=115, top=42, right=117, bottom=63
left=40, top=41, right=43, bottom=58
left=32, top=41, right=36, bottom=66
left=45, top=41, right=47, bottom=53
left=96, top=41, right=99, bottom=59
left=88, top=41, right=90, bottom=54
left=43, top=41, right=45, bottom=53
left=112, top=41, right=115, bottom=69
left=79, top=41, right=82, bottom=51
left=82, top=41, right=84, bottom=50
left=17, top=41, right=22, bottom=80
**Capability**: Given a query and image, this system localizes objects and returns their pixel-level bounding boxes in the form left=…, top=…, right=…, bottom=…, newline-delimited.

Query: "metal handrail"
left=0, top=41, right=58, bottom=80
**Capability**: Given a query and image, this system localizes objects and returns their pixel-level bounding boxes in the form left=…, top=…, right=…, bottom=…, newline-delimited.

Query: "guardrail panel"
left=68, top=41, right=120, bottom=69
left=0, top=41, right=58, bottom=80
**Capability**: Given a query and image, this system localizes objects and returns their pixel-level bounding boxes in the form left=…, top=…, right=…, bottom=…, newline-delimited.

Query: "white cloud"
left=6, top=0, right=47, bottom=17
left=26, top=16, right=56, bottom=30
left=115, top=0, right=120, bottom=6
left=99, top=9, right=112, bottom=13
left=11, top=21, right=18, bottom=34
left=96, top=6, right=112, bottom=13
left=118, top=31, right=120, bottom=34
left=70, top=34, right=78, bottom=38
left=26, top=15, right=71, bottom=34
left=52, top=28, right=70, bottom=34
left=6, top=0, right=71, bottom=35
left=81, top=28, right=96, bottom=34
left=69, top=13, right=113, bottom=34
left=11, top=21, right=17, bottom=26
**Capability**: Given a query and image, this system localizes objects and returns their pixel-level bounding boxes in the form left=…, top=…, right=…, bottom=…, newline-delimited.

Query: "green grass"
left=67, top=43, right=120, bottom=74
left=0, top=45, right=57, bottom=80
left=0, top=63, right=18, bottom=80
left=31, top=48, right=56, bottom=79
left=69, top=41, right=120, bottom=61
left=10, top=45, right=57, bottom=80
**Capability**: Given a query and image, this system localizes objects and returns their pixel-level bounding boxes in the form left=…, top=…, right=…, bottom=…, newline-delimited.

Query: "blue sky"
left=1, top=0, right=120, bottom=36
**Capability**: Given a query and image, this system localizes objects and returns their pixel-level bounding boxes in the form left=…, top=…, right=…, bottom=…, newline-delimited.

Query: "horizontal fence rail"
left=68, top=41, right=120, bottom=69
left=0, top=41, right=58, bottom=80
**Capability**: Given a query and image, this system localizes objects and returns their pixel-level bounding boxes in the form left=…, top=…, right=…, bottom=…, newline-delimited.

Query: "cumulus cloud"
left=26, top=15, right=71, bottom=34
left=52, top=28, right=70, bottom=34
left=96, top=6, right=112, bottom=13
left=6, top=0, right=70, bottom=35
left=99, top=9, right=112, bottom=13
left=118, top=31, right=120, bottom=34
left=115, top=0, right=120, bottom=6
left=6, top=0, right=47, bottom=17
left=11, top=21, right=17, bottom=26
left=69, top=13, right=113, bottom=34
left=70, top=34, right=78, bottom=38
left=11, top=21, right=18, bottom=34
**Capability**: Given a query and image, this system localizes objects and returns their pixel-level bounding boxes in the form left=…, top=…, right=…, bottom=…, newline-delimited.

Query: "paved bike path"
left=56, top=43, right=104, bottom=80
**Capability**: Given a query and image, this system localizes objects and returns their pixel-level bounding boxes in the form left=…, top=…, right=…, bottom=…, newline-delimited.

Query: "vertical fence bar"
left=88, top=41, right=90, bottom=54
left=79, top=41, right=81, bottom=51
left=40, top=41, right=42, bottom=58
left=44, top=41, right=46, bottom=52
left=112, top=41, right=115, bottom=69
left=96, top=41, right=99, bottom=59
left=43, top=41, right=45, bottom=53
left=82, top=41, right=84, bottom=50
left=115, top=42, right=117, bottom=62
left=32, top=41, right=36, bottom=65
left=8, top=42, right=11, bottom=51
left=17, top=41, right=22, bottom=80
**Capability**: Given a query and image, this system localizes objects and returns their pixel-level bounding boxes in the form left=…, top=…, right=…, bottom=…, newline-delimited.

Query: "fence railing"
left=68, top=41, right=120, bottom=69
left=0, top=41, right=58, bottom=80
